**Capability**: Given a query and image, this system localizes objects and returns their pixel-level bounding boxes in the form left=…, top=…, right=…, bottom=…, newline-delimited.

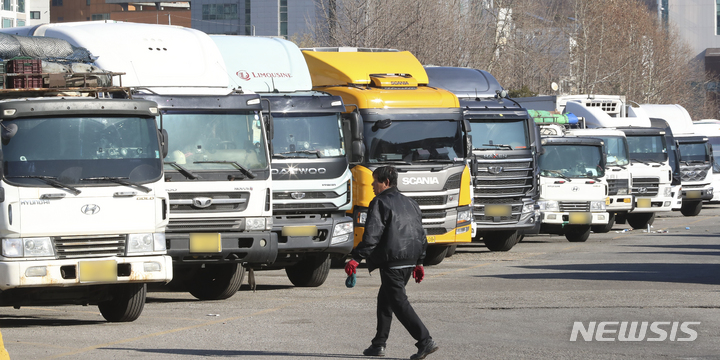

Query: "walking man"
left=345, top=166, right=439, bottom=359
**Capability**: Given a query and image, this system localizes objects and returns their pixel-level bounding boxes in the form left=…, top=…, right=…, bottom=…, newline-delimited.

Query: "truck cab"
left=302, top=48, right=472, bottom=265
left=211, top=35, right=354, bottom=287
left=564, top=128, right=633, bottom=233
left=11, top=21, right=278, bottom=300
left=537, top=136, right=609, bottom=242
left=425, top=66, right=540, bottom=251
left=0, top=86, right=171, bottom=322
left=692, top=120, right=720, bottom=203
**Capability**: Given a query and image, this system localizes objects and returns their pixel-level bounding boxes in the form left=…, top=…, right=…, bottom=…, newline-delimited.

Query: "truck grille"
left=474, top=157, right=533, bottom=198
left=408, top=195, right=447, bottom=206
left=274, top=202, right=337, bottom=210
left=166, top=217, right=243, bottom=232
left=54, top=235, right=125, bottom=259
left=606, top=178, right=629, bottom=196
left=559, top=201, right=590, bottom=212
left=168, top=192, right=250, bottom=213
left=421, top=209, right=447, bottom=220
left=680, top=164, right=710, bottom=182
left=632, top=177, right=659, bottom=196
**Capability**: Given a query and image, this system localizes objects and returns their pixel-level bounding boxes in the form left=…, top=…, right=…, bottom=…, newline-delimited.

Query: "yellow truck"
left=302, top=48, right=472, bottom=264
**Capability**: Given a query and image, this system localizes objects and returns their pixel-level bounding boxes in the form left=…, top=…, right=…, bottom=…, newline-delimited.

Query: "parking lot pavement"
left=1, top=205, right=720, bottom=359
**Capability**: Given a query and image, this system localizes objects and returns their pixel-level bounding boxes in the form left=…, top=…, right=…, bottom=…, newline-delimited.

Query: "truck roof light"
left=149, top=107, right=158, bottom=114
left=247, top=98, right=261, bottom=106
left=3, top=109, right=16, bottom=116
left=331, top=101, right=342, bottom=107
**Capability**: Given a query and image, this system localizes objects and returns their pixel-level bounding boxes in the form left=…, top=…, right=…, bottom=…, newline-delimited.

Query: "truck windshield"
left=595, top=135, right=629, bottom=166
left=678, top=142, right=711, bottom=163
left=469, top=119, right=530, bottom=150
left=626, top=135, right=667, bottom=163
left=163, top=113, right=268, bottom=171
left=272, top=114, right=345, bottom=158
left=365, top=120, right=463, bottom=163
left=539, top=144, right=604, bottom=178
left=3, top=116, right=162, bottom=185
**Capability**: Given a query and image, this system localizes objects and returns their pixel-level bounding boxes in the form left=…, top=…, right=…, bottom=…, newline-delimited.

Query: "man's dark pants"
left=371, top=267, right=432, bottom=349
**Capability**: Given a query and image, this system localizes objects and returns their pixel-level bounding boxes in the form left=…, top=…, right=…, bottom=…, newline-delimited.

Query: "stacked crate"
left=6, top=58, right=43, bottom=89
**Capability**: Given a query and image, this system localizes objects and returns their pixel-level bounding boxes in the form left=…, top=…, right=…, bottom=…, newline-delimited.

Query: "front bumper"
left=682, top=186, right=713, bottom=201
left=273, top=213, right=354, bottom=255
left=629, top=195, right=673, bottom=213
left=166, top=231, right=277, bottom=267
left=0, top=255, right=173, bottom=290
left=606, top=195, right=633, bottom=212
left=541, top=211, right=609, bottom=225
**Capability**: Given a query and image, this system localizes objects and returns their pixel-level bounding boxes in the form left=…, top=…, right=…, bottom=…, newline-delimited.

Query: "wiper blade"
left=80, top=176, right=151, bottom=193
left=482, top=143, right=513, bottom=150
left=7, top=175, right=81, bottom=195
left=541, top=169, right=572, bottom=181
left=278, top=150, right=321, bottom=158
left=413, top=159, right=455, bottom=163
left=631, top=158, right=650, bottom=165
left=374, top=160, right=412, bottom=165
left=193, top=161, right=256, bottom=179
left=272, top=153, right=288, bottom=159
left=164, top=161, right=199, bottom=179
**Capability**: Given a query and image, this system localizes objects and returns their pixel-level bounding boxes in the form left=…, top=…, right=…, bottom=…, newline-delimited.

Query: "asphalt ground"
left=1, top=205, right=720, bottom=359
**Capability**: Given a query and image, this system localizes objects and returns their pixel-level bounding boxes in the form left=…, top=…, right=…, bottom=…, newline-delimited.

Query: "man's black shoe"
left=409, top=340, right=438, bottom=360
left=363, top=345, right=386, bottom=357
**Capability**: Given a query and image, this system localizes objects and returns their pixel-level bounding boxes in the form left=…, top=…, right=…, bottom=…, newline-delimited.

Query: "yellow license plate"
left=426, top=235, right=436, bottom=243
left=637, top=198, right=651, bottom=208
left=605, top=197, right=611, bottom=205
left=190, top=233, right=222, bottom=253
left=686, top=190, right=701, bottom=199
left=568, top=212, right=591, bottom=224
left=281, top=226, right=318, bottom=237
left=79, top=260, right=117, bottom=282
left=485, top=205, right=511, bottom=217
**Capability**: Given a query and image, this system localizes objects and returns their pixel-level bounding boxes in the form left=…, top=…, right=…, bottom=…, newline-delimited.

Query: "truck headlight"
left=664, top=187, right=672, bottom=197
left=128, top=233, right=154, bottom=253
left=617, top=188, right=629, bottom=195
left=538, top=200, right=559, bottom=211
left=457, top=209, right=472, bottom=224
left=522, top=203, right=534, bottom=214
left=331, top=222, right=353, bottom=245
left=357, top=211, right=367, bottom=225
left=590, top=201, right=606, bottom=211
left=2, top=238, right=54, bottom=257
left=246, top=217, right=267, bottom=231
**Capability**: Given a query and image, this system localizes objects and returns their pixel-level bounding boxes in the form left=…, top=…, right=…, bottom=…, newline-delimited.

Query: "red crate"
left=7, top=59, right=41, bottom=74
left=7, top=75, right=43, bottom=89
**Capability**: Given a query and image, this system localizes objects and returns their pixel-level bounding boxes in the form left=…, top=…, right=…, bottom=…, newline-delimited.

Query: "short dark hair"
left=373, top=166, right=398, bottom=187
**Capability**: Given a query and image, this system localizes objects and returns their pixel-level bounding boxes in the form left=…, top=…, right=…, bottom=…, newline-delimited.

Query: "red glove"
left=345, top=259, right=359, bottom=276
left=413, top=265, right=424, bottom=283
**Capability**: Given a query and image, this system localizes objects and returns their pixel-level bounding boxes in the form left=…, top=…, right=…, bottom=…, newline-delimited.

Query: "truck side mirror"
left=462, top=119, right=471, bottom=133
left=1, top=123, right=17, bottom=142
left=533, top=122, right=543, bottom=154
left=351, top=140, right=365, bottom=163
left=159, top=129, right=169, bottom=159
left=347, top=111, right=364, bottom=141
left=264, top=113, right=274, bottom=140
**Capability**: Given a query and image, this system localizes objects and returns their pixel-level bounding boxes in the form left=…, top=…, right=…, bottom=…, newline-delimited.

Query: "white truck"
left=536, top=129, right=609, bottom=242
left=640, top=104, right=714, bottom=216
left=0, top=78, right=171, bottom=321
left=210, top=35, right=354, bottom=287
left=692, top=119, right=720, bottom=202
left=3, top=22, right=278, bottom=300
left=563, top=128, right=633, bottom=233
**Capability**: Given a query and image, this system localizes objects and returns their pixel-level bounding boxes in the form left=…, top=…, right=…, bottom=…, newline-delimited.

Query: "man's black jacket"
left=351, top=186, right=427, bottom=272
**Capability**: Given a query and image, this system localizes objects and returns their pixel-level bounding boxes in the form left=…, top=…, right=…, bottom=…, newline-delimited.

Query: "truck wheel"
left=615, top=213, right=627, bottom=224
left=565, top=226, right=591, bottom=242
left=591, top=212, right=615, bottom=233
left=98, top=283, right=146, bottom=322
left=423, top=245, right=449, bottom=266
left=286, top=254, right=331, bottom=287
left=626, top=213, right=655, bottom=229
left=483, top=230, right=520, bottom=251
left=186, top=263, right=245, bottom=300
left=445, top=244, right=458, bottom=257
left=680, top=200, right=702, bottom=216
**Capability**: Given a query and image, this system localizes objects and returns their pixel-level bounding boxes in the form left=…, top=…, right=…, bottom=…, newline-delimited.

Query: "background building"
left=191, top=0, right=318, bottom=37
left=660, top=0, right=720, bottom=74
left=49, top=0, right=190, bottom=27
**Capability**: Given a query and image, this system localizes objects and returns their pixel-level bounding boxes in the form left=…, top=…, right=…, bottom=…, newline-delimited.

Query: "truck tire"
left=565, top=226, right=591, bottom=242
left=626, top=212, right=655, bottom=229
left=423, top=245, right=449, bottom=266
left=591, top=212, right=615, bottom=233
left=186, top=263, right=245, bottom=300
left=680, top=200, right=702, bottom=216
left=98, top=283, right=146, bottom=322
left=286, top=254, right=331, bottom=287
left=484, top=230, right=520, bottom=251
left=445, top=244, right=457, bottom=257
